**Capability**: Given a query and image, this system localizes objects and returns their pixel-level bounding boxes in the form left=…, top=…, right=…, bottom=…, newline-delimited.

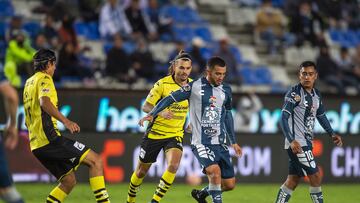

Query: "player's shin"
left=275, top=184, right=293, bottom=203
left=90, top=176, right=110, bottom=203
left=0, top=186, right=24, bottom=203
left=208, top=184, right=222, bottom=203
left=151, top=170, right=176, bottom=202
left=127, top=172, right=145, bottom=203
left=46, top=186, right=67, bottom=203
left=309, top=186, right=323, bottom=203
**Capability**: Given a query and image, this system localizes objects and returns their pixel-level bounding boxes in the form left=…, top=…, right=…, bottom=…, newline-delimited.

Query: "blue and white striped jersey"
left=168, top=77, right=233, bottom=145
left=281, top=83, right=334, bottom=149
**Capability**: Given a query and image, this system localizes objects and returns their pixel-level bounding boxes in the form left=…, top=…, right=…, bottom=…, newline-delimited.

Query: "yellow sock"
left=90, top=176, right=110, bottom=203
left=152, top=170, right=176, bottom=202
left=46, top=186, right=67, bottom=203
left=127, top=172, right=144, bottom=203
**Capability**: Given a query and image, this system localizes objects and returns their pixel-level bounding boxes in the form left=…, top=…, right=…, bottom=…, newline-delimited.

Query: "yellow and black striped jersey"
left=23, top=72, right=60, bottom=150
left=145, top=75, right=191, bottom=139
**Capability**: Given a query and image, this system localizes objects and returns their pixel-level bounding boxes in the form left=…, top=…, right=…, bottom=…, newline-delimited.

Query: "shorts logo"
left=69, top=157, right=76, bottom=163
left=139, top=148, right=146, bottom=159
left=74, top=141, right=85, bottom=151
left=196, top=145, right=215, bottom=161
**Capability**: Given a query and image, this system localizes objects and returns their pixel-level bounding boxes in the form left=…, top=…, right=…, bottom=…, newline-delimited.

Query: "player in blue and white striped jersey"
left=139, top=56, right=242, bottom=203
left=275, top=61, right=343, bottom=203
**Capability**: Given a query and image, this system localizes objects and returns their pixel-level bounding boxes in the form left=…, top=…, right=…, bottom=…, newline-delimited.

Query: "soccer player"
left=0, top=65, right=24, bottom=203
left=139, top=56, right=242, bottom=203
left=126, top=51, right=192, bottom=203
left=23, top=49, right=110, bottom=203
left=275, top=61, right=343, bottom=203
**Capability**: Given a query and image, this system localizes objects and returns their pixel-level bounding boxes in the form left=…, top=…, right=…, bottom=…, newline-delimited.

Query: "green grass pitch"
left=17, top=183, right=360, bottom=203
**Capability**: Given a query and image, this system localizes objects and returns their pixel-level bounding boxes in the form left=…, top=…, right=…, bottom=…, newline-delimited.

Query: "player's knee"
left=87, top=152, right=103, bottom=170
left=223, top=183, right=235, bottom=191
left=285, top=178, right=299, bottom=190
left=136, top=164, right=150, bottom=178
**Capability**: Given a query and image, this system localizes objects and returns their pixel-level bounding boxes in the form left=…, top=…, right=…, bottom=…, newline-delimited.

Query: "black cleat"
left=191, top=189, right=207, bottom=203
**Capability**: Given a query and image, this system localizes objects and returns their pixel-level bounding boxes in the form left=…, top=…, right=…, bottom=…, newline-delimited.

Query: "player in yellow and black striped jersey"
left=126, top=51, right=193, bottom=203
left=23, top=49, right=110, bottom=203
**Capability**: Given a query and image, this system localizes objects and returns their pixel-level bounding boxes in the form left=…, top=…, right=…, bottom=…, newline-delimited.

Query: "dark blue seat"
left=23, top=22, right=41, bottom=39
left=254, top=67, right=272, bottom=85
left=194, top=26, right=212, bottom=42
left=0, top=1, right=14, bottom=17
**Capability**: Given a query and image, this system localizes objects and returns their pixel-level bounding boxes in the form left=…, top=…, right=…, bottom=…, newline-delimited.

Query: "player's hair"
left=168, top=50, right=192, bottom=75
left=299, top=61, right=317, bottom=71
left=33, top=49, right=56, bottom=72
left=207, top=56, right=226, bottom=70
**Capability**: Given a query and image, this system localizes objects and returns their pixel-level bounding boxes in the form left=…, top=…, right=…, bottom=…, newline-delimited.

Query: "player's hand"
left=4, top=125, right=18, bottom=150
left=159, top=110, right=174, bottom=119
left=139, top=114, right=154, bottom=127
left=290, top=140, right=302, bottom=154
left=64, top=120, right=80, bottom=134
left=332, top=134, right=343, bottom=147
left=232, top=143, right=242, bottom=157
left=185, top=124, right=192, bottom=133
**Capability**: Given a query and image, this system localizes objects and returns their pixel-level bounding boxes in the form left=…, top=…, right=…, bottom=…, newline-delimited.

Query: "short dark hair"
left=33, top=49, right=56, bottom=72
left=207, top=56, right=226, bottom=70
left=299, top=61, right=317, bottom=71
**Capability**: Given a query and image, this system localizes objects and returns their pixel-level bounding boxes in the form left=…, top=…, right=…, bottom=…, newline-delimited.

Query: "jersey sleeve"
left=145, top=80, right=163, bottom=106
left=37, top=76, right=55, bottom=99
left=316, top=92, right=326, bottom=116
left=224, top=85, right=232, bottom=110
left=282, top=89, right=299, bottom=114
left=170, top=82, right=193, bottom=102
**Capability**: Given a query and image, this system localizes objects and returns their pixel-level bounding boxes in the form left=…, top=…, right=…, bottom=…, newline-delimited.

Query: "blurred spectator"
left=234, top=92, right=262, bottom=133
left=122, top=0, right=148, bottom=9
left=168, top=40, right=185, bottom=61
left=215, top=38, right=240, bottom=84
left=189, top=37, right=206, bottom=78
left=289, top=2, right=324, bottom=47
left=5, top=16, right=25, bottom=42
left=350, top=45, right=360, bottom=80
left=125, top=0, right=157, bottom=40
left=341, top=0, right=360, bottom=30
left=146, top=0, right=173, bottom=38
left=4, top=30, right=35, bottom=87
left=336, top=47, right=360, bottom=85
left=58, top=15, right=79, bottom=49
left=105, top=34, right=131, bottom=82
left=316, top=46, right=358, bottom=94
left=41, top=14, right=59, bottom=48
left=336, top=47, right=353, bottom=71
left=78, top=0, right=102, bottom=22
left=56, top=42, right=93, bottom=80
left=129, top=39, right=155, bottom=82
left=99, top=0, right=132, bottom=39
left=34, top=33, right=51, bottom=50
left=255, top=0, right=287, bottom=54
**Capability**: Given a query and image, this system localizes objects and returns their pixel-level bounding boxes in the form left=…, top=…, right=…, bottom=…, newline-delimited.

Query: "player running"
left=139, top=56, right=242, bottom=203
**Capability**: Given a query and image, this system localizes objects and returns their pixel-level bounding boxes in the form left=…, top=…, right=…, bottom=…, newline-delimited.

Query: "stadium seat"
left=86, top=22, right=100, bottom=40
left=0, top=21, right=8, bottom=38
left=194, top=25, right=213, bottom=42
left=74, top=22, right=88, bottom=37
left=0, top=1, right=14, bottom=17
left=254, top=67, right=272, bottom=85
left=23, top=22, right=41, bottom=39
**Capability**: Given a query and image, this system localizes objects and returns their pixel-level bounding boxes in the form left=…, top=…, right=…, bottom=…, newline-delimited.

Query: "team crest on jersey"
left=209, top=96, right=216, bottom=104
left=181, top=84, right=191, bottom=92
left=290, top=92, right=301, bottom=102
left=42, top=88, right=50, bottom=93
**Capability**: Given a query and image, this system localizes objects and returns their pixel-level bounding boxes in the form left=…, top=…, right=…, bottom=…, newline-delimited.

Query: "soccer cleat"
left=191, top=189, right=207, bottom=203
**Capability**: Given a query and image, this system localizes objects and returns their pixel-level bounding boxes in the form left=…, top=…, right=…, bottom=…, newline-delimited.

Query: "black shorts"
left=139, top=136, right=183, bottom=163
left=32, top=136, right=90, bottom=180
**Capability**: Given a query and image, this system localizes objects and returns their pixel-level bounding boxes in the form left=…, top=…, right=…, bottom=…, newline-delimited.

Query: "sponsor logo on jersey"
left=204, top=128, right=218, bottom=136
